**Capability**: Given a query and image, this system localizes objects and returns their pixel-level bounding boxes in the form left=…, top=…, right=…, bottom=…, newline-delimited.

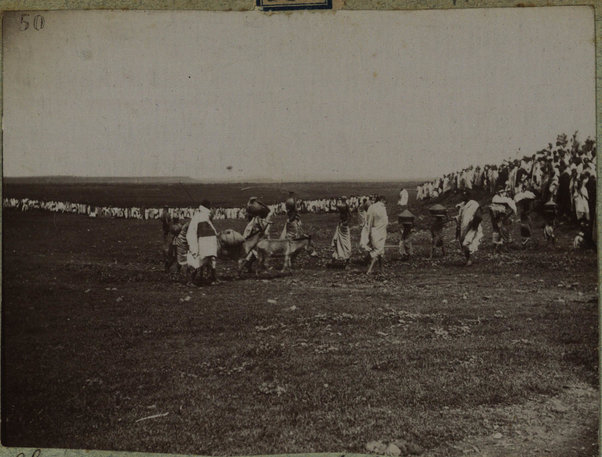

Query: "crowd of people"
left=416, top=133, right=597, bottom=245
left=2, top=194, right=376, bottom=221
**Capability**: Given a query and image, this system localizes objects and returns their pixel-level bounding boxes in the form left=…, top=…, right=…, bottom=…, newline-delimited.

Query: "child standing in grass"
left=543, top=201, right=557, bottom=246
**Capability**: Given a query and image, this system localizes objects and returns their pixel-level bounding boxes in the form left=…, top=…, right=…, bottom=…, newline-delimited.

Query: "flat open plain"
left=2, top=183, right=598, bottom=457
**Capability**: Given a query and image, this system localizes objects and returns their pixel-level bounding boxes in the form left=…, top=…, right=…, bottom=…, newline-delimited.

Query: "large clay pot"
left=285, top=197, right=296, bottom=212
left=247, top=200, right=270, bottom=218
left=219, top=229, right=245, bottom=247
left=336, top=201, right=349, bottom=212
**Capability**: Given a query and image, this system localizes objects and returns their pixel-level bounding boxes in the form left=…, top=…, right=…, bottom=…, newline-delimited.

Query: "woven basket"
left=398, top=209, right=415, bottom=223
left=429, top=204, right=447, bottom=216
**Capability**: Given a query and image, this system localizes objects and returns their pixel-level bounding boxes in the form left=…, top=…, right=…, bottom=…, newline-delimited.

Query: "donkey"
left=254, top=235, right=315, bottom=275
left=234, top=229, right=267, bottom=276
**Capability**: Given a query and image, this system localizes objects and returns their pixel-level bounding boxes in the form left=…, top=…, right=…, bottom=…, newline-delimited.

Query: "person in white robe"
left=366, top=196, right=389, bottom=274
left=456, top=193, right=483, bottom=266
left=573, top=177, right=589, bottom=222
left=186, top=201, right=218, bottom=282
left=331, top=197, right=352, bottom=268
left=358, top=197, right=372, bottom=254
left=397, top=188, right=409, bottom=211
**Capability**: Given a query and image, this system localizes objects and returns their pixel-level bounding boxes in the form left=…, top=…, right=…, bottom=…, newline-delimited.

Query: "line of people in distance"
left=2, top=194, right=376, bottom=221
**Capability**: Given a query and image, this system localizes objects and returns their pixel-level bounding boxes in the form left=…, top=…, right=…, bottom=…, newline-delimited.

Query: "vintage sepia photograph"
left=1, top=6, right=599, bottom=457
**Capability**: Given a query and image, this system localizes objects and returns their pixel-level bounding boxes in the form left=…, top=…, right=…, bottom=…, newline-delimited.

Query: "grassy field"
left=1, top=184, right=598, bottom=457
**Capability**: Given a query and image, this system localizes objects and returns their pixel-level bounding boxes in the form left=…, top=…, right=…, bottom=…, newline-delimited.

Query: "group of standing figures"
left=161, top=187, right=531, bottom=285
left=347, top=191, right=486, bottom=271
left=161, top=195, right=318, bottom=283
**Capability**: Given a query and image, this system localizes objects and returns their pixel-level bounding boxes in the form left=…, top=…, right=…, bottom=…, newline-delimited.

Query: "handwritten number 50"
left=19, top=14, right=45, bottom=31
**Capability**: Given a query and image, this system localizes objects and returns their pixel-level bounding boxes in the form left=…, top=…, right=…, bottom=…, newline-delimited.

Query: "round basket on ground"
left=429, top=204, right=447, bottom=217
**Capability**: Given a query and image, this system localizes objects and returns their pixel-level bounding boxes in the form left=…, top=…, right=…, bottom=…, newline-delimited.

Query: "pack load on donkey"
left=217, top=229, right=246, bottom=259
left=247, top=197, right=270, bottom=218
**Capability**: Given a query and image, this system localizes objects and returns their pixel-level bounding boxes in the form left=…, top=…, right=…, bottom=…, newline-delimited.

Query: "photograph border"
left=256, top=0, right=332, bottom=12
left=0, top=1, right=600, bottom=457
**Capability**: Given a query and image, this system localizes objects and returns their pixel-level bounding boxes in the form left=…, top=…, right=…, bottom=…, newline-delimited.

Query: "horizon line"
left=3, top=175, right=431, bottom=183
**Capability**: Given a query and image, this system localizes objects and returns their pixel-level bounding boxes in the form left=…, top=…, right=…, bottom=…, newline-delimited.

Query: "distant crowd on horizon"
left=2, top=194, right=378, bottom=221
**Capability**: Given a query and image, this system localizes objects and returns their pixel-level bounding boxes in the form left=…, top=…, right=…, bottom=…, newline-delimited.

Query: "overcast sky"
left=2, top=7, right=595, bottom=181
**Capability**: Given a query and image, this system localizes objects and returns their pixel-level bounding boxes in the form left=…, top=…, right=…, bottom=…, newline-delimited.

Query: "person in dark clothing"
left=163, top=217, right=182, bottom=271
left=516, top=167, right=528, bottom=187
left=429, top=214, right=448, bottom=258
left=160, top=206, right=172, bottom=240
left=497, top=166, right=509, bottom=192
left=543, top=203, right=557, bottom=246
left=557, top=166, right=571, bottom=221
